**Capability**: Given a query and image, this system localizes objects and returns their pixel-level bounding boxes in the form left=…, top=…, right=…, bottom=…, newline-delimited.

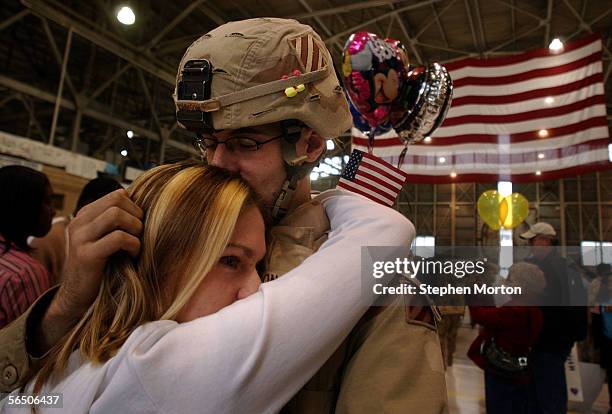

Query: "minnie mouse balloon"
left=348, top=99, right=392, bottom=136
left=342, top=32, right=408, bottom=131
left=392, top=63, right=453, bottom=145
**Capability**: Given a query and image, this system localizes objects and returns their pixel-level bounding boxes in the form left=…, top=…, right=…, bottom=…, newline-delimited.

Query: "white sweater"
left=1, top=190, right=415, bottom=414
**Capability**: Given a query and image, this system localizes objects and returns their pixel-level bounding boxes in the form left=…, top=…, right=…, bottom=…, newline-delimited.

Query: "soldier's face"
left=202, top=124, right=287, bottom=207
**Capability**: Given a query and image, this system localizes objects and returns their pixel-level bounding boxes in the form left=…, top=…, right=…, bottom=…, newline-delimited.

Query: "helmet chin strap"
left=271, top=121, right=321, bottom=221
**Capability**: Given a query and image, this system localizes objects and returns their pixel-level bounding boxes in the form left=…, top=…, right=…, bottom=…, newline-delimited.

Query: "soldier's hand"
left=31, top=189, right=143, bottom=355
left=58, top=189, right=143, bottom=314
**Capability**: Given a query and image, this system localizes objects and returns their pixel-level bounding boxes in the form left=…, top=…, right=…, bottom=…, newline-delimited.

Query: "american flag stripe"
left=361, top=154, right=406, bottom=183
left=338, top=179, right=395, bottom=206
left=353, top=172, right=398, bottom=198
left=352, top=34, right=611, bottom=183
left=338, top=150, right=408, bottom=206
left=358, top=169, right=403, bottom=193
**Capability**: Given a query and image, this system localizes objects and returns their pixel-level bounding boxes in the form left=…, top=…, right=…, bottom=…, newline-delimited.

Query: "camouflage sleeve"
left=0, top=286, right=58, bottom=393
left=335, top=294, right=448, bottom=414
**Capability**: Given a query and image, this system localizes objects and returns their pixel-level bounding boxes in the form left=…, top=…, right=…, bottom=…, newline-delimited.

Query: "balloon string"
left=398, top=146, right=408, bottom=169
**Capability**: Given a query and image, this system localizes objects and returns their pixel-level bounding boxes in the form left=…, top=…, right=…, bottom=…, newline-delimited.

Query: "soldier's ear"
left=296, top=128, right=325, bottom=162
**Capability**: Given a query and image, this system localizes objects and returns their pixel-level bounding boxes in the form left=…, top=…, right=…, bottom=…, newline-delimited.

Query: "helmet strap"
left=271, top=120, right=321, bottom=221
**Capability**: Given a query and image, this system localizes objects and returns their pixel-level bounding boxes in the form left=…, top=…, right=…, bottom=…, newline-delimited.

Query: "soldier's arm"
left=0, top=190, right=142, bottom=392
left=335, top=293, right=448, bottom=414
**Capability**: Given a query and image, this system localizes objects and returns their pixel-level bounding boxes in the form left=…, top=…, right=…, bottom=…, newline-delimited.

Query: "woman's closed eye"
left=219, top=255, right=241, bottom=269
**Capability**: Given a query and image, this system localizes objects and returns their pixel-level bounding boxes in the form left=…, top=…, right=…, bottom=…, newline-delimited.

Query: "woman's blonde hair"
left=32, top=162, right=261, bottom=393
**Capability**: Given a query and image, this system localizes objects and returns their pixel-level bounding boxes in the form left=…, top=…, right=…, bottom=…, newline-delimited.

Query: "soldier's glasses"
left=194, top=134, right=283, bottom=154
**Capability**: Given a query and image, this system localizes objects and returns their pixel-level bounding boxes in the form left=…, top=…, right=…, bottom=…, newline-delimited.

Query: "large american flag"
left=352, top=34, right=611, bottom=183
left=338, top=149, right=408, bottom=206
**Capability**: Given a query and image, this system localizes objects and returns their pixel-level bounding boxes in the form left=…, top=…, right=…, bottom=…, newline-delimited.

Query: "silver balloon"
left=395, top=62, right=453, bottom=145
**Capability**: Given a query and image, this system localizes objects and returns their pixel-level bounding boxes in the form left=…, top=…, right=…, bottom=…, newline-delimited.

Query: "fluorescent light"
left=538, top=129, right=548, bottom=138
left=438, top=156, right=446, bottom=163
left=538, top=153, right=545, bottom=159
left=326, top=140, right=335, bottom=150
left=548, top=38, right=563, bottom=52
left=117, top=6, right=135, bottom=25
left=310, top=172, right=319, bottom=181
left=126, top=130, right=134, bottom=139
left=544, top=96, right=554, bottom=105
left=120, top=149, right=128, bottom=157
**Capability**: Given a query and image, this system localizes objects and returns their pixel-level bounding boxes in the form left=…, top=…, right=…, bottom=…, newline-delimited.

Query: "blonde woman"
left=0, top=162, right=413, bottom=413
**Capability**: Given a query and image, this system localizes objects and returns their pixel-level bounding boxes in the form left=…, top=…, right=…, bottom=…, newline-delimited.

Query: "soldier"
left=0, top=18, right=447, bottom=413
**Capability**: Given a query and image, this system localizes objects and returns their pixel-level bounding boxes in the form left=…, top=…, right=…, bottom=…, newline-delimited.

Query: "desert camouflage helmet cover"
left=174, top=18, right=352, bottom=138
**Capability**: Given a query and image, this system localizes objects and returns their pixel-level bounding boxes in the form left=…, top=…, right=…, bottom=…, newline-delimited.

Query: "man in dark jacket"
left=521, top=222, right=587, bottom=414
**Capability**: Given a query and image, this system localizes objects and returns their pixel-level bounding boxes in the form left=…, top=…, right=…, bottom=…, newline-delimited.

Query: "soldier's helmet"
left=173, top=17, right=351, bottom=139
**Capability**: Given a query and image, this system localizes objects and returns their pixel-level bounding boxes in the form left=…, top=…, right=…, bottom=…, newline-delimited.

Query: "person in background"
left=590, top=263, right=612, bottom=414
left=0, top=166, right=54, bottom=328
left=521, top=222, right=588, bottom=414
left=468, top=262, right=545, bottom=414
left=29, top=177, right=122, bottom=283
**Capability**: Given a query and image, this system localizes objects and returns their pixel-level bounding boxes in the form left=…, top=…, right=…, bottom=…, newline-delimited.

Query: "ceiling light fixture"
left=117, top=6, right=135, bottom=25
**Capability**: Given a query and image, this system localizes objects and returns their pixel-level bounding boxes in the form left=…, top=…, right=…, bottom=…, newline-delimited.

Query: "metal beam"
left=0, top=74, right=195, bottom=155
left=324, top=0, right=440, bottom=44
left=464, top=0, right=481, bottom=53
left=143, top=0, right=208, bottom=50
left=483, top=21, right=545, bottom=55
left=562, top=0, right=612, bottom=59
left=430, top=2, right=449, bottom=48
left=298, top=0, right=344, bottom=53
left=49, top=27, right=72, bottom=146
left=394, top=15, right=422, bottom=64
left=490, top=0, right=543, bottom=22
left=0, top=9, right=29, bottom=31
left=292, top=0, right=439, bottom=20
left=416, top=41, right=474, bottom=56
left=415, top=0, right=457, bottom=39
left=88, top=63, right=132, bottom=102
left=473, top=0, right=487, bottom=50
left=198, top=4, right=225, bottom=26
left=544, top=0, right=553, bottom=47
left=22, top=0, right=175, bottom=85
left=154, top=35, right=200, bottom=55
left=40, top=18, right=79, bottom=104
left=136, top=69, right=163, bottom=163
left=17, top=95, right=47, bottom=141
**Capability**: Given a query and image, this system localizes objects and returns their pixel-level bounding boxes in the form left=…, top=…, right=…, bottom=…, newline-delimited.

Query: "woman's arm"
left=118, top=191, right=414, bottom=413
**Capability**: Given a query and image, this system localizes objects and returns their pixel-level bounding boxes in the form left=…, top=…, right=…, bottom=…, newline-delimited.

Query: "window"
left=411, top=236, right=435, bottom=258
left=581, top=241, right=612, bottom=266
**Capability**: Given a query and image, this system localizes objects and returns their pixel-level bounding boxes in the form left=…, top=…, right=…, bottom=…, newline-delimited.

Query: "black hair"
left=0, top=165, right=51, bottom=252
left=74, top=177, right=122, bottom=215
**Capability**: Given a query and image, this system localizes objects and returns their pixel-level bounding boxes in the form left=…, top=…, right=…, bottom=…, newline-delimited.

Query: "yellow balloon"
left=499, top=197, right=509, bottom=225
left=478, top=190, right=529, bottom=230
left=501, top=193, right=529, bottom=229
left=477, top=190, right=502, bottom=230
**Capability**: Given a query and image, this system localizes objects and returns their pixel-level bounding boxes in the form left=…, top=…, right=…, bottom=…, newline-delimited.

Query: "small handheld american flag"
left=338, top=150, right=409, bottom=206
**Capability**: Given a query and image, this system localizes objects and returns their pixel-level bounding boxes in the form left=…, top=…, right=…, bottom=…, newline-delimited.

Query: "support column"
left=49, top=27, right=73, bottom=146
left=70, top=108, right=82, bottom=151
